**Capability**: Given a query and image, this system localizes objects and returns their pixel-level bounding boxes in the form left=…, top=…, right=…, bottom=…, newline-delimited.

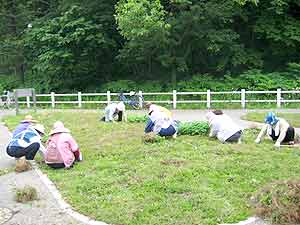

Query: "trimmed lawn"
left=242, top=112, right=300, bottom=127
left=4, top=111, right=300, bottom=225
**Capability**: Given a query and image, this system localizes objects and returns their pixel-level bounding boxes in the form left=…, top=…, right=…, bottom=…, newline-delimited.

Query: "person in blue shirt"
left=7, top=124, right=46, bottom=160
left=12, top=115, right=37, bottom=137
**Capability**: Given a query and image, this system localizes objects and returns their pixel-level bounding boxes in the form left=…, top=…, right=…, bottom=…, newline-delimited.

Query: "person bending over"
left=206, top=110, right=242, bottom=143
left=144, top=102, right=173, bottom=119
left=255, top=112, right=295, bottom=147
left=145, top=110, right=177, bottom=137
left=101, top=102, right=127, bottom=122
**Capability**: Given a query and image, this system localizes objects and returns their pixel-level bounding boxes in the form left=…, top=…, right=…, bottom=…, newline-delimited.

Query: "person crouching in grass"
left=206, top=110, right=242, bottom=144
left=255, top=112, right=295, bottom=147
left=45, top=121, right=82, bottom=169
left=101, top=101, right=127, bottom=122
left=6, top=124, right=46, bottom=168
left=145, top=110, right=178, bottom=138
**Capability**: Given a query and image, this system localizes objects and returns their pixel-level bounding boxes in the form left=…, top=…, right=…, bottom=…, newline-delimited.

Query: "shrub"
left=15, top=186, right=38, bottom=203
left=127, top=114, right=148, bottom=123
left=250, top=180, right=300, bottom=224
left=178, top=121, right=209, bottom=135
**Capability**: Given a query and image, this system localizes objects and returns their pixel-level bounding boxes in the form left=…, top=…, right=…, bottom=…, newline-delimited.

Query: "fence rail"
left=14, top=89, right=300, bottom=109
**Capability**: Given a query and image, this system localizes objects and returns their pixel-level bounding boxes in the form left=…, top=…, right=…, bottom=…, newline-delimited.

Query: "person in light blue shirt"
left=7, top=124, right=46, bottom=160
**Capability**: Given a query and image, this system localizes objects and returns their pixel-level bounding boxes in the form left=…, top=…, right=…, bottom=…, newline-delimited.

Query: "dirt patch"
left=251, top=179, right=300, bottom=224
left=160, top=159, right=187, bottom=167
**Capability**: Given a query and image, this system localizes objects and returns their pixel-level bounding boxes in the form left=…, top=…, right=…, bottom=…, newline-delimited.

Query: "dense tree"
left=0, top=0, right=299, bottom=92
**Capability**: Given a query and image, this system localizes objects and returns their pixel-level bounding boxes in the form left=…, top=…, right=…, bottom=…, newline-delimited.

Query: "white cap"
left=32, top=124, right=45, bottom=134
left=116, top=102, right=125, bottom=111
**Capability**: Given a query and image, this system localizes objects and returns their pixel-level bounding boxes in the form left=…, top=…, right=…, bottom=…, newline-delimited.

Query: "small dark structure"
left=14, top=88, right=36, bottom=115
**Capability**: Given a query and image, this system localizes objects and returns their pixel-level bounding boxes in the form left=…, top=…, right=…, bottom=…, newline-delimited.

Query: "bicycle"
left=0, top=91, right=15, bottom=109
left=118, top=91, right=144, bottom=109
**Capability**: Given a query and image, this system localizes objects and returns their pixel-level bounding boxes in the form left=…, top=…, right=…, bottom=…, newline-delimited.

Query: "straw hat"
left=21, top=115, right=37, bottom=123
left=32, top=124, right=45, bottom=134
left=49, top=121, right=70, bottom=135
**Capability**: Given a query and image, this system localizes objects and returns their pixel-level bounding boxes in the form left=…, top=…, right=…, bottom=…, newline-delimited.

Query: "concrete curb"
left=31, top=162, right=108, bottom=225
left=220, top=217, right=261, bottom=225
left=5, top=127, right=107, bottom=225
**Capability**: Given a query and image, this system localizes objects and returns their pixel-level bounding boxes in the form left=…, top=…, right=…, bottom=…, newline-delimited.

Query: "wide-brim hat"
left=32, top=124, right=45, bottom=134
left=49, top=121, right=70, bottom=135
left=21, top=115, right=38, bottom=123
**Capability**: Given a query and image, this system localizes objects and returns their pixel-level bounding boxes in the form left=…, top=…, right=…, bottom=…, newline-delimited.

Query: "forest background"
left=0, top=0, right=299, bottom=93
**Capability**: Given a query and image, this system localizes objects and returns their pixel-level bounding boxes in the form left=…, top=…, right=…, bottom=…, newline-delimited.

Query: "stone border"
left=5, top=121, right=265, bottom=225
left=31, top=161, right=108, bottom=225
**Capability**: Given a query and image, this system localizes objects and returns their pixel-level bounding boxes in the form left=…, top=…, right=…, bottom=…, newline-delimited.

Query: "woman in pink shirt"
left=45, top=121, right=82, bottom=169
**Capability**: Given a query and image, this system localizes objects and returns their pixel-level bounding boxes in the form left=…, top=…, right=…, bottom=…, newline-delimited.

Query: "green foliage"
left=127, top=114, right=148, bottom=123
left=178, top=121, right=209, bottom=135
left=5, top=111, right=300, bottom=225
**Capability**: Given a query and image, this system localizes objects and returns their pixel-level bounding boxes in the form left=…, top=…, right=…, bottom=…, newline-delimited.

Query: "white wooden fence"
left=18, top=89, right=300, bottom=109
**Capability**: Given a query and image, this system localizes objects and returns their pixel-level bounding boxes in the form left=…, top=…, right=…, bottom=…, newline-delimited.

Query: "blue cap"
left=265, top=112, right=279, bottom=125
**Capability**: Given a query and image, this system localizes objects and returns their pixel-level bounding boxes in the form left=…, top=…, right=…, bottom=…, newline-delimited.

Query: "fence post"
left=78, top=92, right=82, bottom=108
left=51, top=92, right=55, bottom=108
left=107, top=91, right=111, bottom=104
left=173, top=90, right=177, bottom=109
left=277, top=88, right=281, bottom=108
left=207, top=90, right=211, bottom=108
left=26, top=96, right=30, bottom=108
left=241, top=89, right=246, bottom=109
left=139, top=90, right=143, bottom=109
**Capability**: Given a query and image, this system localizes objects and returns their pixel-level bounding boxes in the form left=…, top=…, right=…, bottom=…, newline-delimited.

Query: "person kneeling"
left=255, top=112, right=295, bottom=147
left=45, top=121, right=82, bottom=169
left=206, top=110, right=242, bottom=143
left=144, top=110, right=177, bottom=138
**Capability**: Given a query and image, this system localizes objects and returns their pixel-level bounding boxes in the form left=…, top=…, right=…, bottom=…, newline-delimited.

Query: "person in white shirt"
left=144, top=102, right=173, bottom=119
left=255, top=112, right=295, bottom=147
left=101, top=102, right=127, bottom=122
left=206, top=110, right=242, bottom=143
left=144, top=110, right=178, bottom=137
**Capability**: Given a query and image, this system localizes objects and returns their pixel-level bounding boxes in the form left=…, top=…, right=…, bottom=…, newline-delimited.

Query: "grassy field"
left=242, top=112, right=300, bottom=127
left=4, top=111, right=300, bottom=225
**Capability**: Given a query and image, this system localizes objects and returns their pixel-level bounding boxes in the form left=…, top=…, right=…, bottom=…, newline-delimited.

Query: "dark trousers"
left=47, top=163, right=65, bottom=169
left=270, top=126, right=295, bottom=143
left=7, top=143, right=40, bottom=160
left=226, top=130, right=242, bottom=142
left=159, top=125, right=176, bottom=137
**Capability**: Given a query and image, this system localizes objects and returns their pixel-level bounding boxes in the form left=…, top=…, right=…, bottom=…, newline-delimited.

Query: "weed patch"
left=251, top=180, right=300, bottom=224
left=15, top=186, right=38, bottom=203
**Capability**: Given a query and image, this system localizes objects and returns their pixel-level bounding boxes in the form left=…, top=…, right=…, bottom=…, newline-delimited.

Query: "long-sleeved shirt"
left=145, top=111, right=177, bottom=136
left=8, top=127, right=46, bottom=154
left=206, top=112, right=242, bottom=143
left=12, top=122, right=32, bottom=137
left=45, top=133, right=80, bottom=168
left=104, top=102, right=126, bottom=122
left=149, top=104, right=172, bottom=119
left=256, top=118, right=290, bottom=146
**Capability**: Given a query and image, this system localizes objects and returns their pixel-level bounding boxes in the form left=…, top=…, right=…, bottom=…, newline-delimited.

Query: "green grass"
left=4, top=112, right=300, bottom=225
left=242, top=112, right=300, bottom=127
